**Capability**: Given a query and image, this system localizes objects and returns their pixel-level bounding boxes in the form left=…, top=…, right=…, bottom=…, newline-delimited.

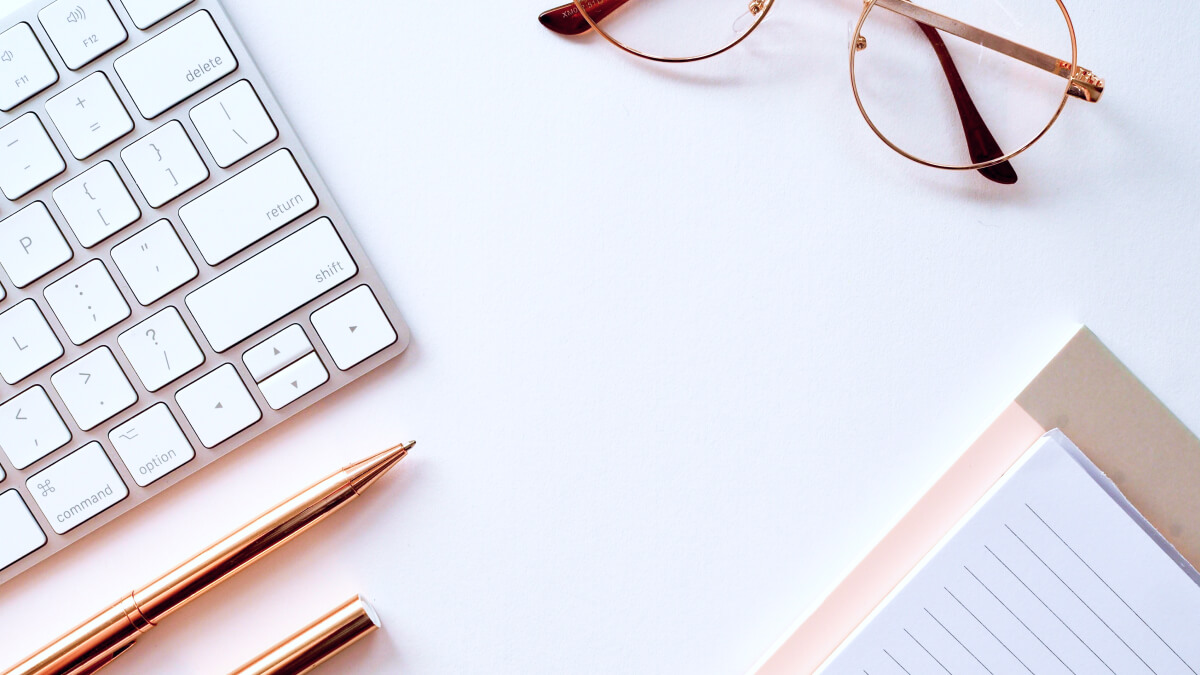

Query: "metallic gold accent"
left=849, top=0, right=1079, bottom=171
left=2, top=442, right=414, bottom=675
left=1065, top=65, right=1105, bottom=102
left=571, top=0, right=776, bottom=63
left=854, top=36, right=867, bottom=52
left=867, top=0, right=1103, bottom=103
left=229, top=596, right=382, bottom=675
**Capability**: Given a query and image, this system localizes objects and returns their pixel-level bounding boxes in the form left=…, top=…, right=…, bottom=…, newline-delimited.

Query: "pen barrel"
left=229, top=596, right=381, bottom=675
left=133, top=472, right=357, bottom=624
left=2, top=596, right=147, bottom=675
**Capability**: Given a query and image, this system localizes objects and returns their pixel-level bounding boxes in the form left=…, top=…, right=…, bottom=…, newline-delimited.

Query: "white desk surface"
left=1, top=0, right=1198, bottom=673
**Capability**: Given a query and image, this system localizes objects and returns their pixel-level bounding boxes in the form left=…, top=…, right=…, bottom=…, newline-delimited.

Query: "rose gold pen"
left=3, top=441, right=415, bottom=675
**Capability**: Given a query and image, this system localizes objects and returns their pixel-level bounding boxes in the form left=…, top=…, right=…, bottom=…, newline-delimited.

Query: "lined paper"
left=818, top=431, right=1200, bottom=675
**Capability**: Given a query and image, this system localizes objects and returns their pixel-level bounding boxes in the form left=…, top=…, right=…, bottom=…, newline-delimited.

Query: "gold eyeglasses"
left=538, top=0, right=1105, bottom=184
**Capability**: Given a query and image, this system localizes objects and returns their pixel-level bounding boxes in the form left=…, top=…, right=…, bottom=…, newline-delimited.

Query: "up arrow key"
left=214, top=402, right=223, bottom=409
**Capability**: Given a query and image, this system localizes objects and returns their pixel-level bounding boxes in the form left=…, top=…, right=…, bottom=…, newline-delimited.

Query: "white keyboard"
left=0, top=0, right=410, bottom=584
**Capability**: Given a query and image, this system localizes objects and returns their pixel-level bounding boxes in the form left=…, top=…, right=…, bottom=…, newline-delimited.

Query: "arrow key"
left=242, top=324, right=312, bottom=383
left=257, top=353, right=327, bottom=411
left=311, top=286, right=397, bottom=371
left=175, top=364, right=260, bottom=448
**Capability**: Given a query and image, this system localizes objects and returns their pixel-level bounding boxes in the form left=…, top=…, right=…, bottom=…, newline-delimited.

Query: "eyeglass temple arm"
left=917, top=23, right=1017, bottom=183
left=872, top=0, right=1104, bottom=102
left=540, top=0, right=631, bottom=36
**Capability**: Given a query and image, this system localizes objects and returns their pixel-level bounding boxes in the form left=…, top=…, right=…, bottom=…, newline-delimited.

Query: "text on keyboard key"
left=243, top=324, right=312, bottom=383
left=187, top=218, right=357, bottom=352
left=121, top=120, right=209, bottom=208
left=0, top=23, right=58, bottom=112
left=52, top=161, right=142, bottom=248
left=174, top=363, right=260, bottom=448
left=45, top=72, right=134, bottom=160
left=44, top=260, right=131, bottom=345
left=178, top=149, right=316, bottom=265
left=190, top=80, right=277, bottom=168
left=39, top=0, right=128, bottom=70
left=258, top=352, right=327, bottom=410
left=27, top=441, right=128, bottom=534
left=109, top=403, right=194, bottom=487
left=117, top=306, right=204, bottom=391
left=0, top=385, right=72, bottom=469
left=114, top=10, right=236, bottom=118
left=0, top=114, right=66, bottom=200
left=311, top=286, right=398, bottom=371
left=51, top=346, right=138, bottom=431
left=110, top=220, right=197, bottom=305
left=0, top=201, right=73, bottom=288
left=0, top=490, right=46, bottom=569
left=121, top=0, right=193, bottom=30
left=0, top=300, right=64, bottom=385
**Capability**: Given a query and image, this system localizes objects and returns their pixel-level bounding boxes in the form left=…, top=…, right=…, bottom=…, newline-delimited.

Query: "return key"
left=179, top=149, right=317, bottom=265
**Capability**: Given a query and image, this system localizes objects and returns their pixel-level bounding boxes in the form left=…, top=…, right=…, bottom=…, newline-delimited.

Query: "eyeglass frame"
left=538, top=0, right=1105, bottom=177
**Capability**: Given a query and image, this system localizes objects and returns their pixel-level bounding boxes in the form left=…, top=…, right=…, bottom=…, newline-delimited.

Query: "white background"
left=2, top=0, right=1199, bottom=673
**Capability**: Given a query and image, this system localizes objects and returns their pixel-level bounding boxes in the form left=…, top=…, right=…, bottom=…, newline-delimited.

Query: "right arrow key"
left=311, top=286, right=397, bottom=371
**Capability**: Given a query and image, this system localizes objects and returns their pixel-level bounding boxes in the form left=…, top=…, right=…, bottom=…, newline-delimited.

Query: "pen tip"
left=347, top=441, right=415, bottom=495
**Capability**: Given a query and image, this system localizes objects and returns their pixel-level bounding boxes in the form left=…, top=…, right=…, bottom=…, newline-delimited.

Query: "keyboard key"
left=109, top=403, right=193, bottom=487
left=44, top=260, right=131, bottom=345
left=117, top=306, right=203, bottom=391
left=121, top=120, right=209, bottom=208
left=39, top=0, right=128, bottom=70
left=0, top=202, right=73, bottom=288
left=0, top=113, right=66, bottom=200
left=178, top=149, right=316, bottom=265
left=52, top=161, right=141, bottom=248
left=0, top=386, right=72, bottom=469
left=257, top=352, right=327, bottom=410
left=26, top=441, right=128, bottom=534
left=243, top=324, right=311, bottom=382
left=114, top=10, right=236, bottom=118
left=120, top=0, right=193, bottom=30
left=110, top=220, right=197, bottom=305
left=190, top=80, right=277, bottom=168
left=312, top=286, right=397, bottom=370
left=51, top=346, right=137, bottom=430
left=187, top=218, right=356, bottom=352
left=45, top=72, right=134, bottom=160
left=175, top=363, right=259, bottom=447
left=0, top=490, right=46, bottom=569
left=0, top=23, right=58, bottom=112
left=0, top=300, right=64, bottom=384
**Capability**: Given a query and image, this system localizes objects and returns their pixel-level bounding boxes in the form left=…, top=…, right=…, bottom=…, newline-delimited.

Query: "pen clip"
left=69, top=642, right=136, bottom=675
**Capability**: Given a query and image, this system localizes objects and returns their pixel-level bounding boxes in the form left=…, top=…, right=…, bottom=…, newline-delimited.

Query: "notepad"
left=817, top=431, right=1200, bottom=674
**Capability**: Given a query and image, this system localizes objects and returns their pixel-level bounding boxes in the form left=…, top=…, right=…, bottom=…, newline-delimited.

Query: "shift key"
left=187, top=218, right=357, bottom=352
left=114, top=10, right=237, bottom=118
left=179, top=149, right=317, bottom=265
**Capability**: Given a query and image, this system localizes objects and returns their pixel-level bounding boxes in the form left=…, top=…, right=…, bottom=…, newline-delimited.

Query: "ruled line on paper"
left=816, top=433, right=1200, bottom=675
left=1006, top=521, right=1158, bottom=674
left=985, top=543, right=1116, bottom=674
left=945, top=587, right=1034, bottom=675
left=964, top=564, right=1079, bottom=675
left=1027, top=503, right=1199, bottom=675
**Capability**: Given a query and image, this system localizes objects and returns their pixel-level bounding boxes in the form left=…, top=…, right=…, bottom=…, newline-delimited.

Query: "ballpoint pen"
left=229, top=595, right=382, bottom=675
left=4, top=441, right=415, bottom=675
